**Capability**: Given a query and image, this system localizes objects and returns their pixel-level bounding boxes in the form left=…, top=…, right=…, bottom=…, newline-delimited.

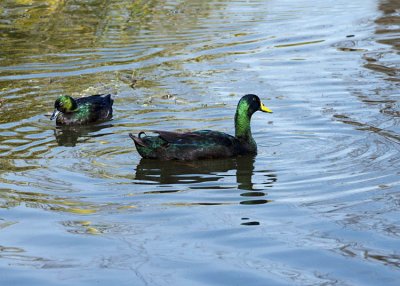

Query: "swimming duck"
left=129, top=94, right=272, bottom=160
left=50, top=94, right=113, bottom=125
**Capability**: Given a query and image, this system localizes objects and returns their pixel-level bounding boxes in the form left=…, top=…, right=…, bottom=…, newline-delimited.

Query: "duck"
left=129, top=94, right=272, bottom=160
left=50, top=94, right=113, bottom=125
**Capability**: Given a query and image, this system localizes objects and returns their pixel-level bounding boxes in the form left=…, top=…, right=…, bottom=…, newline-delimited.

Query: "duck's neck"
left=234, top=108, right=255, bottom=146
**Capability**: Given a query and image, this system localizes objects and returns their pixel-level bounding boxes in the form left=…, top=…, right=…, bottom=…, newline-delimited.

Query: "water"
left=1, top=0, right=400, bottom=285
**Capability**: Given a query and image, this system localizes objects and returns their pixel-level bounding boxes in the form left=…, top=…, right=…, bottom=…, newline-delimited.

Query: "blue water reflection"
left=1, top=0, right=400, bottom=285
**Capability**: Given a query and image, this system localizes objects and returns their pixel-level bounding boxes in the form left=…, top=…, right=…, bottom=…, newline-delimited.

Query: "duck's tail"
left=105, top=94, right=114, bottom=106
left=129, top=133, right=146, bottom=147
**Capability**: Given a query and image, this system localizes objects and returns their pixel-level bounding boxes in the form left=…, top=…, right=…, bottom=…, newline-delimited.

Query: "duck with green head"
left=50, top=94, right=113, bottom=125
left=129, top=94, right=272, bottom=160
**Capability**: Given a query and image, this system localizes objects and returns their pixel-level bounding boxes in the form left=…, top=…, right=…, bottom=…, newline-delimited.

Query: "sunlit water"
left=1, top=0, right=400, bottom=285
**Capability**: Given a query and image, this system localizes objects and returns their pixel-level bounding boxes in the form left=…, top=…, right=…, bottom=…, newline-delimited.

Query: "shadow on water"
left=134, top=155, right=276, bottom=206
left=54, top=123, right=114, bottom=147
left=134, top=157, right=243, bottom=185
left=134, top=155, right=257, bottom=187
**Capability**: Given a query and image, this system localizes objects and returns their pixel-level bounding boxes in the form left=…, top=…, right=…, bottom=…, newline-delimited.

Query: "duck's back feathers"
left=77, top=94, right=113, bottom=121
left=157, top=130, right=235, bottom=146
left=76, top=94, right=113, bottom=106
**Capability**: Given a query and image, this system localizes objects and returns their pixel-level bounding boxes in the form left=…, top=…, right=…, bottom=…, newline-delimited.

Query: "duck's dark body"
left=129, top=130, right=256, bottom=160
left=129, top=94, right=272, bottom=161
left=52, top=94, right=113, bottom=126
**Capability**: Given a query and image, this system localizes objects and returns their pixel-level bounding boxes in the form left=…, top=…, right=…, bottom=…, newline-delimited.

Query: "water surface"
left=1, top=0, right=400, bottom=285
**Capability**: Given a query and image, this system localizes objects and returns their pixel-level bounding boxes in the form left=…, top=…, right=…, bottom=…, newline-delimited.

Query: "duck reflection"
left=135, top=155, right=256, bottom=186
left=54, top=123, right=113, bottom=147
left=134, top=155, right=277, bottom=207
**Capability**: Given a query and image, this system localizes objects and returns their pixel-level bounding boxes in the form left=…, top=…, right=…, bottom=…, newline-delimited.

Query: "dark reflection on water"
left=134, top=156, right=275, bottom=205
left=241, top=219, right=260, bottom=226
left=134, top=156, right=276, bottom=188
left=135, top=155, right=259, bottom=186
left=134, top=157, right=238, bottom=185
left=54, top=123, right=114, bottom=147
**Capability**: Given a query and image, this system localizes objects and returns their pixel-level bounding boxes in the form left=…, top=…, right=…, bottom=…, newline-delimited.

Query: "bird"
left=50, top=94, right=113, bottom=125
left=129, top=94, right=272, bottom=160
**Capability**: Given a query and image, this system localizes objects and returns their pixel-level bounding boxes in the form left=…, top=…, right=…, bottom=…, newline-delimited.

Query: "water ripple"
left=1, top=0, right=400, bottom=285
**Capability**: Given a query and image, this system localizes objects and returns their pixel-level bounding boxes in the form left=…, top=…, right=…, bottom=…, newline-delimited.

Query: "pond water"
left=1, top=0, right=400, bottom=285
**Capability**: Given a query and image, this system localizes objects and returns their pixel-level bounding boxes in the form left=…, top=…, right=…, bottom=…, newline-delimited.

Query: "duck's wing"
left=76, top=94, right=113, bottom=121
left=157, top=130, right=239, bottom=160
left=76, top=94, right=113, bottom=106
left=153, top=130, right=236, bottom=147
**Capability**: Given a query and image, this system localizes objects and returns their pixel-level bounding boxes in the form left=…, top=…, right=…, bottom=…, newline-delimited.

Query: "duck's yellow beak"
left=260, top=102, right=272, bottom=113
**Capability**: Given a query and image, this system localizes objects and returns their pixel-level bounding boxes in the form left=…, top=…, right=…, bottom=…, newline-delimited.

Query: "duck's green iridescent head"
left=237, top=94, right=272, bottom=117
left=235, top=94, right=272, bottom=139
left=50, top=95, right=78, bottom=120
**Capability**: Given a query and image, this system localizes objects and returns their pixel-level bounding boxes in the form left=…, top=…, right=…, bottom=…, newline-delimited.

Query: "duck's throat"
left=234, top=110, right=254, bottom=144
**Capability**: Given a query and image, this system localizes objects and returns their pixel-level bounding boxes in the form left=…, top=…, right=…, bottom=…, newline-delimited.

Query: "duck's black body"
left=129, top=130, right=255, bottom=160
left=129, top=94, right=272, bottom=161
left=51, top=94, right=113, bottom=126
